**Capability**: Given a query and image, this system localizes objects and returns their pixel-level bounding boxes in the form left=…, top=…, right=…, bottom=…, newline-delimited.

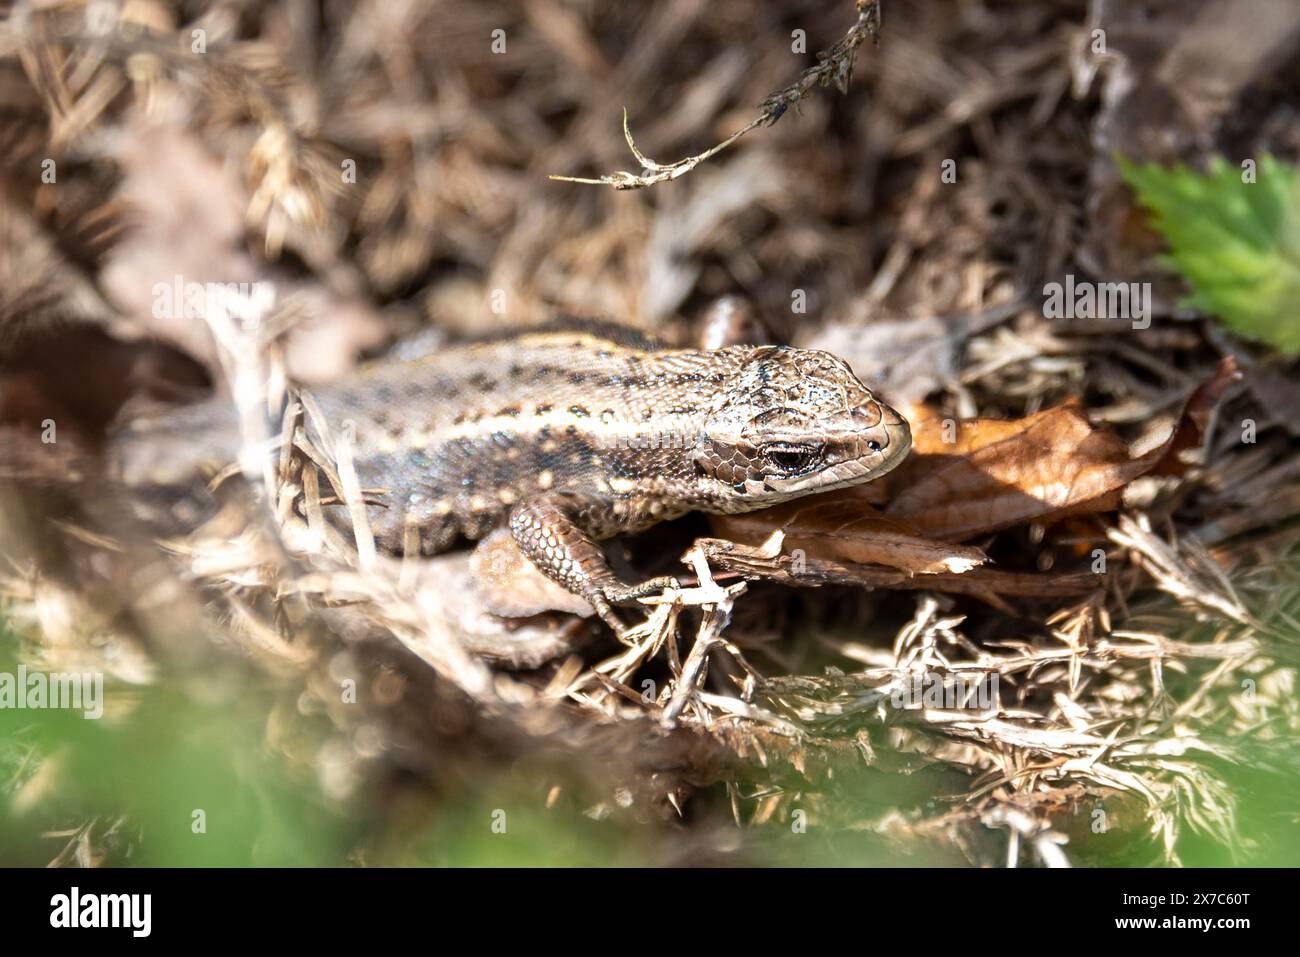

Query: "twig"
left=549, top=0, right=883, bottom=190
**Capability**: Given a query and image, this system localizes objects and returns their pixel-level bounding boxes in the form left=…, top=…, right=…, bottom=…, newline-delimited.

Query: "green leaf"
left=1119, top=154, right=1300, bottom=355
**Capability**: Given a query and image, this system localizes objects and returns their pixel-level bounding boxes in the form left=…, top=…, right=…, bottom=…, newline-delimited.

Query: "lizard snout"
left=854, top=400, right=911, bottom=479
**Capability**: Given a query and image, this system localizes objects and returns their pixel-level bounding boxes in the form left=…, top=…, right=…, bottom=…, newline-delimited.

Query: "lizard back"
left=333, top=326, right=746, bottom=551
left=112, top=322, right=911, bottom=556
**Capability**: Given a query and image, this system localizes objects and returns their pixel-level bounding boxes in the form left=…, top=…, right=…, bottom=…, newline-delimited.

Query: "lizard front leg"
left=508, top=495, right=677, bottom=634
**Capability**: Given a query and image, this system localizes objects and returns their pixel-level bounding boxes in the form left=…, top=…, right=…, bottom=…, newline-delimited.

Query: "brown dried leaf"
left=693, top=537, right=1096, bottom=599
left=712, top=501, right=986, bottom=575
left=884, top=358, right=1239, bottom=540
left=99, top=122, right=386, bottom=384
left=883, top=402, right=1136, bottom=540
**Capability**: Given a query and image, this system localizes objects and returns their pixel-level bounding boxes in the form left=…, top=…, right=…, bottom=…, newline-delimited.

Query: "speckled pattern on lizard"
left=112, top=319, right=912, bottom=633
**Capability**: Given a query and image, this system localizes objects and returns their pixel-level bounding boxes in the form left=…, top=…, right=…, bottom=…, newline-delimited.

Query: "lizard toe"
left=600, top=575, right=680, bottom=606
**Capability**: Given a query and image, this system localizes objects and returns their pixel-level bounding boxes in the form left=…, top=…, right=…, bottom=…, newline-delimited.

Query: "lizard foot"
left=589, top=577, right=681, bottom=638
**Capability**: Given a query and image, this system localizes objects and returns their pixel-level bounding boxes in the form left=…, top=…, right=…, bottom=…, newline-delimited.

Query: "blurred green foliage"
left=1, top=614, right=1297, bottom=867
left=1121, top=154, right=1300, bottom=355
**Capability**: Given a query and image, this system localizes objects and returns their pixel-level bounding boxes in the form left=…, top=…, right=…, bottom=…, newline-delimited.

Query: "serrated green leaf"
left=1120, top=154, right=1300, bottom=355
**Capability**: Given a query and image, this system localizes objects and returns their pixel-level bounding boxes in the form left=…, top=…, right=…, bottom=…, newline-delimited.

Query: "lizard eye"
left=762, top=443, right=822, bottom=476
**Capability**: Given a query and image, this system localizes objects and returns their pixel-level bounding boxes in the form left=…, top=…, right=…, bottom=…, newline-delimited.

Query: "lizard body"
left=113, top=322, right=912, bottom=630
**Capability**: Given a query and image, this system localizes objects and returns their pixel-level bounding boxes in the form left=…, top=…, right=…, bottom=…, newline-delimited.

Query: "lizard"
left=111, top=320, right=912, bottom=633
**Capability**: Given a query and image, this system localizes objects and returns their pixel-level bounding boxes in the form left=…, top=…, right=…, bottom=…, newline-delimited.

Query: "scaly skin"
left=112, top=320, right=912, bottom=631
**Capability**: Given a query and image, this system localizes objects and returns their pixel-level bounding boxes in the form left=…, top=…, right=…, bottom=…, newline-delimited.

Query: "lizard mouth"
left=694, top=400, right=912, bottom=500
left=760, top=408, right=912, bottom=495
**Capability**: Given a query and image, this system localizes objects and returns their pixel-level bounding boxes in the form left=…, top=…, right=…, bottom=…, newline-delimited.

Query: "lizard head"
left=693, top=346, right=911, bottom=508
